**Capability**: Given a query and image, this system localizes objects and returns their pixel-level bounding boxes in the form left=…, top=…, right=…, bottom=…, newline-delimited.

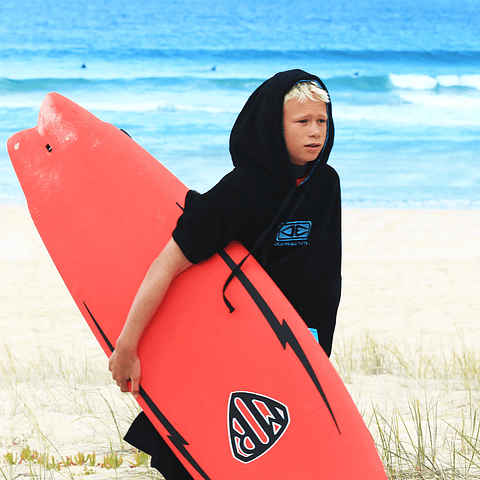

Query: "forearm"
left=116, top=261, right=172, bottom=349
left=116, top=237, right=192, bottom=351
left=109, top=237, right=191, bottom=396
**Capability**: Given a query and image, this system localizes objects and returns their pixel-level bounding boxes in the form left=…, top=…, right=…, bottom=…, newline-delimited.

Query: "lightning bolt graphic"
left=139, top=386, right=211, bottom=480
left=218, top=251, right=341, bottom=434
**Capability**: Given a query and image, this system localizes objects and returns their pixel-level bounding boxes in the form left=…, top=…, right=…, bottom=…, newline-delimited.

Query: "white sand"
left=338, top=208, right=480, bottom=352
left=1, top=204, right=479, bottom=477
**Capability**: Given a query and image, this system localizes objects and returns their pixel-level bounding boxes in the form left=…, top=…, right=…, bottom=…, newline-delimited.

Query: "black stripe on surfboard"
left=84, top=301, right=114, bottom=353
left=218, top=250, right=341, bottom=435
left=82, top=301, right=211, bottom=480
left=139, top=386, right=212, bottom=480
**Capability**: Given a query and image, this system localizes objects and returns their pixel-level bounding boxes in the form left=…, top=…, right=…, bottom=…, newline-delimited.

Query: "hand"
left=108, top=340, right=141, bottom=399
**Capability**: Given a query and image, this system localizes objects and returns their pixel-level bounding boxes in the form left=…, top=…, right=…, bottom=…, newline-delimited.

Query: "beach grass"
left=1, top=337, right=480, bottom=479
left=0, top=345, right=164, bottom=480
left=331, top=332, right=480, bottom=479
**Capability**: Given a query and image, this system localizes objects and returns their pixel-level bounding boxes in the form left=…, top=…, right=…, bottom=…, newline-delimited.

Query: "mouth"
left=305, top=143, right=321, bottom=149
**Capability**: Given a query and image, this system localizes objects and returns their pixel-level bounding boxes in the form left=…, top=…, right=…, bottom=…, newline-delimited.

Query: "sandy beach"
left=1, top=204, right=479, bottom=478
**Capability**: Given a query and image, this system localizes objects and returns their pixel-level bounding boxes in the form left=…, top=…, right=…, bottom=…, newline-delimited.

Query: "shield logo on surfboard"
left=228, top=391, right=290, bottom=463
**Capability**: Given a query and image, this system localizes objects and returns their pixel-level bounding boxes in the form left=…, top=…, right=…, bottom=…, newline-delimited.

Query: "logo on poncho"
left=228, top=392, right=290, bottom=463
left=275, top=221, right=312, bottom=246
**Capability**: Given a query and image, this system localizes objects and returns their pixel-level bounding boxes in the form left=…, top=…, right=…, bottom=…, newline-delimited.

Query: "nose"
left=309, top=123, right=322, bottom=137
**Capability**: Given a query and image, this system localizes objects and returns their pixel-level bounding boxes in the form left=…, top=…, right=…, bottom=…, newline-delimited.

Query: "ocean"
left=1, top=0, right=479, bottom=208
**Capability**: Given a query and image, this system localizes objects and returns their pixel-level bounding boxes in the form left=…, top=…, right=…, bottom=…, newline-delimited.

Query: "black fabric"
left=229, top=69, right=334, bottom=191
left=289, top=161, right=310, bottom=179
left=125, top=69, right=342, bottom=479
left=172, top=68, right=341, bottom=356
left=124, top=412, right=194, bottom=480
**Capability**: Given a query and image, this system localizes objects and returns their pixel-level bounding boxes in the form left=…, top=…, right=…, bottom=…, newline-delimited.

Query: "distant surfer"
left=109, top=69, right=341, bottom=479
left=199, top=65, right=216, bottom=72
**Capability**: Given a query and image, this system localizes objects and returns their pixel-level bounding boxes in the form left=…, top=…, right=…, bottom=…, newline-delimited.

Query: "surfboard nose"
left=36, top=93, right=81, bottom=150
left=7, top=93, right=76, bottom=165
left=7, top=92, right=94, bottom=164
left=6, top=96, right=72, bottom=202
left=7, top=92, right=99, bottom=200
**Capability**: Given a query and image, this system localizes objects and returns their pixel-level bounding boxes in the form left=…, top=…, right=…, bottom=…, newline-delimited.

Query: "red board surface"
left=8, top=93, right=387, bottom=479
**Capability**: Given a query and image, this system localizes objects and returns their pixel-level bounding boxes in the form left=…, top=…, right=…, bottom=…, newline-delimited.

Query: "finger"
left=108, top=353, right=115, bottom=372
left=119, top=379, right=130, bottom=393
left=130, top=377, right=140, bottom=399
left=130, top=358, right=141, bottom=399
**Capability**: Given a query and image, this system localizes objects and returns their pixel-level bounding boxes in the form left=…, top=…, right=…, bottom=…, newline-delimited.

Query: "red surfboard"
left=8, top=93, right=387, bottom=479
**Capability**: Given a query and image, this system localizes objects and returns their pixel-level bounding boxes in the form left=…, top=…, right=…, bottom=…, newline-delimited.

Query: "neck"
left=289, top=162, right=310, bottom=179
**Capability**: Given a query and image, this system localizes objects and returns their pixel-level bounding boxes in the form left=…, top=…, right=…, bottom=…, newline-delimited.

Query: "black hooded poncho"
left=173, top=69, right=341, bottom=356
left=124, top=69, right=342, bottom=480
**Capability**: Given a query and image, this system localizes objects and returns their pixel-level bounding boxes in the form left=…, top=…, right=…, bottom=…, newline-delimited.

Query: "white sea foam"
left=334, top=99, right=480, bottom=127
left=83, top=100, right=240, bottom=115
left=437, top=75, right=461, bottom=87
left=0, top=95, right=242, bottom=115
left=397, top=91, right=480, bottom=115
left=390, top=74, right=438, bottom=90
left=390, top=73, right=480, bottom=91
left=437, top=74, right=480, bottom=89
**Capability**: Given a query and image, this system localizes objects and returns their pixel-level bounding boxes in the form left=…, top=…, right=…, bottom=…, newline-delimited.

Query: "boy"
left=109, top=69, right=341, bottom=479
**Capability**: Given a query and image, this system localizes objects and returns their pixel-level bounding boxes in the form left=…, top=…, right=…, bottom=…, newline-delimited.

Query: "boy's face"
left=283, top=97, right=328, bottom=165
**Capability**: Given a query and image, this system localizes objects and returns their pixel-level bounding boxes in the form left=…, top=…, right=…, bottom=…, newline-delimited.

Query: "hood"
left=229, top=69, right=334, bottom=191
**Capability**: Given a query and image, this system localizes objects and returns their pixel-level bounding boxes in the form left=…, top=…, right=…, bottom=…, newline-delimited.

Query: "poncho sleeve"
left=172, top=170, right=251, bottom=264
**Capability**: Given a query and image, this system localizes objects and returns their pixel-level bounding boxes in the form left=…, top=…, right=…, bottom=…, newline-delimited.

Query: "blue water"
left=1, top=0, right=479, bottom=207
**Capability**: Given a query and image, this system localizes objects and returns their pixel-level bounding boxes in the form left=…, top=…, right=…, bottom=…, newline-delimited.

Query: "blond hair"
left=284, top=81, right=330, bottom=105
